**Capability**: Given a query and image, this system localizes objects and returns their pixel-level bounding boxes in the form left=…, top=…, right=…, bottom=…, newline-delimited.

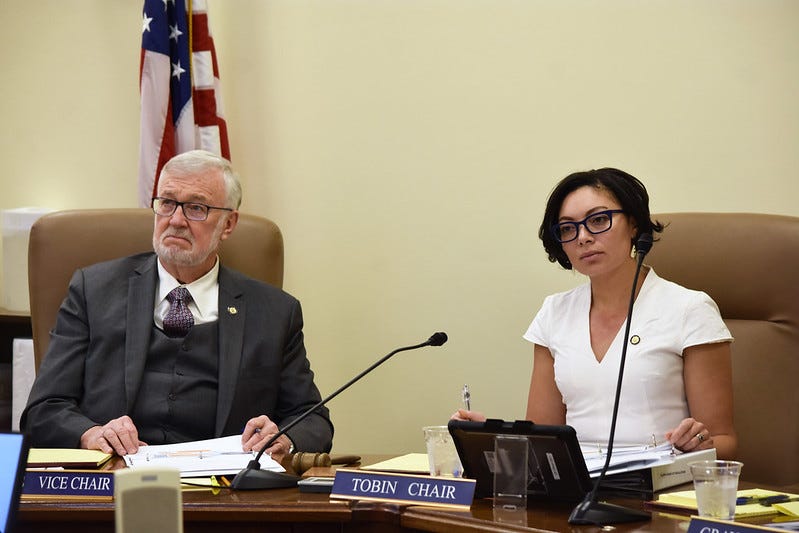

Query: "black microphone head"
left=427, top=332, right=448, bottom=346
left=636, top=233, right=653, bottom=257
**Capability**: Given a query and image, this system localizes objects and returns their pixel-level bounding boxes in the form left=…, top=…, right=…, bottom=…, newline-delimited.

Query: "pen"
left=736, top=494, right=799, bottom=506
left=462, top=384, right=471, bottom=411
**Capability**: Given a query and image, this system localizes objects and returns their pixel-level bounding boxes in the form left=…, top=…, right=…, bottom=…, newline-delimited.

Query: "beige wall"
left=1, top=0, right=797, bottom=454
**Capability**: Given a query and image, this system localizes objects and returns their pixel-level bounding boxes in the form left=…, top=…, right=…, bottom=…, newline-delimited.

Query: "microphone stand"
left=568, top=235, right=653, bottom=525
left=231, top=332, right=448, bottom=490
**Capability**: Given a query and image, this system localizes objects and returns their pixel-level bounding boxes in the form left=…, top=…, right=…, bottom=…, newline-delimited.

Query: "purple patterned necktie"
left=163, top=287, right=194, bottom=337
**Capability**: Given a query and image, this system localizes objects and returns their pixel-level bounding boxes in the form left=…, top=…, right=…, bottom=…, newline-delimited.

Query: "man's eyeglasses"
left=151, top=197, right=233, bottom=222
left=551, top=209, right=625, bottom=243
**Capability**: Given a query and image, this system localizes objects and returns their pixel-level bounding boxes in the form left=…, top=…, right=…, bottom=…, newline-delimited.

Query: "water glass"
left=422, top=426, right=463, bottom=478
left=689, top=460, right=743, bottom=520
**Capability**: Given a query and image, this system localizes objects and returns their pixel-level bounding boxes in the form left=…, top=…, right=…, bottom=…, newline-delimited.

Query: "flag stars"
left=172, top=60, right=186, bottom=80
left=169, top=24, right=183, bottom=41
left=142, top=12, right=153, bottom=33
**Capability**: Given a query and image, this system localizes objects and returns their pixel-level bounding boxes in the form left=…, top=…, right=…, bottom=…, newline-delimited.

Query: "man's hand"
left=80, top=415, right=146, bottom=456
left=242, top=415, right=294, bottom=462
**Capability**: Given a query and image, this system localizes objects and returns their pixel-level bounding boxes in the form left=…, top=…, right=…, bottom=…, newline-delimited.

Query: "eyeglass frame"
left=550, top=209, right=625, bottom=243
left=151, top=197, right=234, bottom=222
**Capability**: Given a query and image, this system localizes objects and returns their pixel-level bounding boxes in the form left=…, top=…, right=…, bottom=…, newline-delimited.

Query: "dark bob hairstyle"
left=539, top=168, right=664, bottom=269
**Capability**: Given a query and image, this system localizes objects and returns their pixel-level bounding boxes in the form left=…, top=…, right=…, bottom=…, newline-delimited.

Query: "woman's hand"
left=665, top=417, right=714, bottom=453
left=450, top=409, right=487, bottom=422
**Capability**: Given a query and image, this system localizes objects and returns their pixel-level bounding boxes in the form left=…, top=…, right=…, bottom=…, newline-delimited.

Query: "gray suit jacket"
left=21, top=253, right=333, bottom=451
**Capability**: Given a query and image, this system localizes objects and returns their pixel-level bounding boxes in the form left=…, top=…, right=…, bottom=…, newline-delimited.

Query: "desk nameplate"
left=331, top=468, right=475, bottom=510
left=22, top=470, right=114, bottom=501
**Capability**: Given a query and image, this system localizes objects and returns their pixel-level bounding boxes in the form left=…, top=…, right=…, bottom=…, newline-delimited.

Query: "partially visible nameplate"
left=330, top=468, right=475, bottom=510
left=688, top=516, right=787, bottom=533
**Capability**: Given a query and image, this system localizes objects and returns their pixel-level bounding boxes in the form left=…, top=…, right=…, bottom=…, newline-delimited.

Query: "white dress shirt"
left=154, top=257, right=221, bottom=329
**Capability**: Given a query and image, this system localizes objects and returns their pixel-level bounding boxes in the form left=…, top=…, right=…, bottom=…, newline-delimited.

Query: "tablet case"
left=448, top=419, right=593, bottom=502
left=0, top=432, right=29, bottom=533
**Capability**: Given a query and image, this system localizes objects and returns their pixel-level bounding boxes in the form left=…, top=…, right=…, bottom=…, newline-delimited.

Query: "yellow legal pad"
left=656, top=488, right=799, bottom=518
left=27, top=448, right=113, bottom=469
left=773, top=501, right=799, bottom=518
left=361, top=453, right=430, bottom=474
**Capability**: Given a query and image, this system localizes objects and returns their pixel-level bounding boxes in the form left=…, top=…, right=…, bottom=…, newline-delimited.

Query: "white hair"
left=160, top=150, right=242, bottom=209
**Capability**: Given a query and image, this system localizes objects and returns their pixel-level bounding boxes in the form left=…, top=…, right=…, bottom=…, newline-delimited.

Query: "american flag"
left=138, top=0, right=230, bottom=207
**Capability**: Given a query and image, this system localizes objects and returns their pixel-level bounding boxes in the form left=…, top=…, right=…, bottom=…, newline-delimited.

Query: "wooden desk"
left=21, top=488, right=356, bottom=533
left=15, top=490, right=644, bottom=533
left=19, top=483, right=785, bottom=533
left=404, top=500, right=686, bottom=533
left=18, top=456, right=787, bottom=533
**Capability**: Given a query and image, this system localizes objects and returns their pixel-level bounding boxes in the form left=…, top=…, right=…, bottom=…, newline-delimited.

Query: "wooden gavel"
left=290, top=452, right=331, bottom=474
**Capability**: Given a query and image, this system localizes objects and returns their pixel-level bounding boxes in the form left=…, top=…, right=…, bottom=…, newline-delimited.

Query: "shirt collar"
left=156, top=257, right=220, bottom=320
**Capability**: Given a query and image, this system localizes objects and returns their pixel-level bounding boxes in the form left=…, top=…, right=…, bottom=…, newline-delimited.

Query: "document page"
left=123, top=435, right=284, bottom=477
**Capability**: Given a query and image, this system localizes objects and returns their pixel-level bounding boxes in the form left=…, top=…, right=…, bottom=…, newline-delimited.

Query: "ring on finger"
left=695, top=432, right=705, bottom=443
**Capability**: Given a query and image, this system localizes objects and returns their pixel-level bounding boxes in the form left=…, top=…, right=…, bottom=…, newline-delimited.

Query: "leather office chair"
left=647, top=212, right=799, bottom=487
left=27, top=208, right=283, bottom=372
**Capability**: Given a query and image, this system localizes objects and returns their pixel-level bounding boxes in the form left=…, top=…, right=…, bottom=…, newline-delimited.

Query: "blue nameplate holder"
left=688, top=516, right=786, bottom=533
left=23, top=470, right=115, bottom=500
left=330, top=468, right=475, bottom=510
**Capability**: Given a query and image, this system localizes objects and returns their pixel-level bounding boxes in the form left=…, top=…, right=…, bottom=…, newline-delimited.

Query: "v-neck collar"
left=585, top=267, right=657, bottom=364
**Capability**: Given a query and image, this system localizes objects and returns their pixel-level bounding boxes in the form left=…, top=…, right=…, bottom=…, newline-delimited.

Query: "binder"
left=599, top=448, right=716, bottom=498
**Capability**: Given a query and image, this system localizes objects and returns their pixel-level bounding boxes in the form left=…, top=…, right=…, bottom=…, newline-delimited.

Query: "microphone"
left=427, top=331, right=448, bottom=346
left=636, top=232, right=653, bottom=256
left=231, top=332, right=449, bottom=490
left=568, top=235, right=654, bottom=525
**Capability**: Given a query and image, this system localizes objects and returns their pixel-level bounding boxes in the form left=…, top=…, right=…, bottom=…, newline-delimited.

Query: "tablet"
left=448, top=419, right=592, bottom=502
left=0, top=432, right=29, bottom=533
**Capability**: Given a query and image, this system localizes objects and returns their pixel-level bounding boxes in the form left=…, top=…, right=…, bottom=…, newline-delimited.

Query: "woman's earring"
left=630, top=244, right=637, bottom=258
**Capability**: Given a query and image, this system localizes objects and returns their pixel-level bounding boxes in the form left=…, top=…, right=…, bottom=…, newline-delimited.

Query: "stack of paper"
left=581, top=442, right=675, bottom=475
left=123, top=435, right=284, bottom=478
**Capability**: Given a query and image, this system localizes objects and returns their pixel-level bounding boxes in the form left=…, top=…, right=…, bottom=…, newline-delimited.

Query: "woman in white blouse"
left=454, top=168, right=737, bottom=460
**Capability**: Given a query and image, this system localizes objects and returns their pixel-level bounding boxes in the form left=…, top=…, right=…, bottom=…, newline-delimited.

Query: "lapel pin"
left=629, top=335, right=641, bottom=345
left=228, top=306, right=238, bottom=315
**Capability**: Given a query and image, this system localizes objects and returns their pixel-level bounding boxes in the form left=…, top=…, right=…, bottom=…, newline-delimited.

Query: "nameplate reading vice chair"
left=647, top=212, right=799, bottom=487
left=27, top=208, right=284, bottom=372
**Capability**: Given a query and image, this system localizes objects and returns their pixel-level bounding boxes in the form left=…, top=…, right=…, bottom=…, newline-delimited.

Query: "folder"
left=27, top=448, right=113, bottom=469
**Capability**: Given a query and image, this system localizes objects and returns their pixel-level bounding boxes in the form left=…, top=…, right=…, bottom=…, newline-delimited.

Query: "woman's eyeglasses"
left=551, top=209, right=624, bottom=243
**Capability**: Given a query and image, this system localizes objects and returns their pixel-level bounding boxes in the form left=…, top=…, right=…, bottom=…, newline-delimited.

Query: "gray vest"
left=131, top=322, right=220, bottom=445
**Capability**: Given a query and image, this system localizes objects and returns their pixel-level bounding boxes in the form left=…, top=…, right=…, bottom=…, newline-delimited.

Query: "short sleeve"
left=681, top=291, right=733, bottom=351
left=523, top=295, right=553, bottom=347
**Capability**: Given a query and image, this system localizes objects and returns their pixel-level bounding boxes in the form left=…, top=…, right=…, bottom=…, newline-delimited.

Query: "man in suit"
left=21, top=150, right=333, bottom=458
